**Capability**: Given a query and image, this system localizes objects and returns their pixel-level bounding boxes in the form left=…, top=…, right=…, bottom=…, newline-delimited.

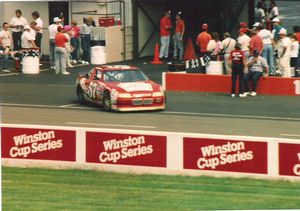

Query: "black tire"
left=102, top=90, right=111, bottom=111
left=77, top=86, right=86, bottom=104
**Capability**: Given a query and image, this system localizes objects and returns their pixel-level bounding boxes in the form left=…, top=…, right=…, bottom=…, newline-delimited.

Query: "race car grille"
left=132, top=98, right=154, bottom=105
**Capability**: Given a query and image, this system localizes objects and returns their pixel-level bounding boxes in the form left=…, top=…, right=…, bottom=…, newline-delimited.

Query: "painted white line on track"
left=1, top=102, right=300, bottom=122
left=66, top=122, right=156, bottom=129
left=0, top=73, right=19, bottom=77
left=162, top=111, right=300, bottom=121
left=280, top=134, right=300, bottom=137
left=60, top=104, right=79, bottom=108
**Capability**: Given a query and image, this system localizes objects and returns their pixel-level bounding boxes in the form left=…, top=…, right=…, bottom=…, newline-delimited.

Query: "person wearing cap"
left=228, top=43, right=247, bottom=97
left=10, top=9, right=28, bottom=51
left=159, top=10, right=172, bottom=60
left=240, top=22, right=248, bottom=29
left=249, top=27, right=263, bottom=56
left=71, top=20, right=80, bottom=64
left=21, top=25, right=37, bottom=49
left=54, top=25, right=70, bottom=75
left=221, top=32, right=236, bottom=74
left=196, top=23, right=211, bottom=57
left=48, top=17, right=62, bottom=69
left=271, top=17, right=282, bottom=43
left=173, top=11, right=185, bottom=60
left=277, top=28, right=292, bottom=77
left=237, top=28, right=250, bottom=58
left=257, top=24, right=275, bottom=75
left=244, top=50, right=269, bottom=96
left=32, top=11, right=43, bottom=51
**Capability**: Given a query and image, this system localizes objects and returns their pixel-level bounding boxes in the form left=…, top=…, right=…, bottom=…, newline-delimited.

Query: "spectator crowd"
left=159, top=0, right=300, bottom=97
left=0, top=9, right=95, bottom=74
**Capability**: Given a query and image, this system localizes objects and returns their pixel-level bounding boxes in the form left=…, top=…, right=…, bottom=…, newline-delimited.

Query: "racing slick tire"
left=77, top=86, right=86, bottom=104
left=102, top=90, right=112, bottom=111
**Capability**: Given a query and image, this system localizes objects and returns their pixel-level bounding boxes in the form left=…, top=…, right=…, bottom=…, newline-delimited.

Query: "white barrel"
left=91, top=46, right=106, bottom=65
left=206, top=61, right=223, bottom=75
left=22, top=48, right=40, bottom=74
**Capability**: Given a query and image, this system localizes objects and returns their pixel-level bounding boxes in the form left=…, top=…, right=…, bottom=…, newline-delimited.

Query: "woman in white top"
left=268, top=0, right=279, bottom=21
left=207, top=32, right=223, bottom=61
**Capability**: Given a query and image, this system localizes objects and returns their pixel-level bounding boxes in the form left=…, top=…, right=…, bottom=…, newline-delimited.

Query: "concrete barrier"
left=1, top=124, right=300, bottom=180
left=162, top=72, right=300, bottom=96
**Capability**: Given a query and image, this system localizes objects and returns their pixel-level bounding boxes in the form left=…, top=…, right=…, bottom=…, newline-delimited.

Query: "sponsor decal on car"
left=1, top=127, right=76, bottom=161
left=118, top=82, right=153, bottom=92
left=279, top=143, right=300, bottom=177
left=86, top=132, right=167, bottom=167
left=183, top=138, right=268, bottom=174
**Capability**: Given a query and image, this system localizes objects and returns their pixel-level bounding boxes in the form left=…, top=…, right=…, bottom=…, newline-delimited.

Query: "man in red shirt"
left=54, top=25, right=70, bottom=75
left=159, top=10, right=172, bottom=59
left=229, top=43, right=247, bottom=97
left=196, top=23, right=211, bottom=57
left=173, top=11, right=185, bottom=60
left=249, top=29, right=263, bottom=55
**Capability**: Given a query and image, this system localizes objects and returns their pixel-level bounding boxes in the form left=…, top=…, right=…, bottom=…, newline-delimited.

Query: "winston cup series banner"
left=183, top=138, right=268, bottom=174
left=1, top=127, right=76, bottom=161
left=86, top=132, right=167, bottom=167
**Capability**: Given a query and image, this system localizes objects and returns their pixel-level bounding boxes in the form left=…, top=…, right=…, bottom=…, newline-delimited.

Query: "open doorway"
left=48, top=2, right=69, bottom=25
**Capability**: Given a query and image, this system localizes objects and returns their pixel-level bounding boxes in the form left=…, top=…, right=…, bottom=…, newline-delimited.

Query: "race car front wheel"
left=103, top=91, right=112, bottom=111
left=77, top=86, right=86, bottom=104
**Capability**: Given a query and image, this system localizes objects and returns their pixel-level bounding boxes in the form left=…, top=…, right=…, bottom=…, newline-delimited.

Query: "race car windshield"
left=103, top=70, right=149, bottom=82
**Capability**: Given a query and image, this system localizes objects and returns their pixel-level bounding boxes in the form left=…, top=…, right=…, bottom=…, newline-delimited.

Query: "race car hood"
left=106, top=81, right=161, bottom=93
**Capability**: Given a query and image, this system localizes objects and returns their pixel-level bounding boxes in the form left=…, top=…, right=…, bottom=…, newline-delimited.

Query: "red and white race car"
left=75, top=65, right=166, bottom=111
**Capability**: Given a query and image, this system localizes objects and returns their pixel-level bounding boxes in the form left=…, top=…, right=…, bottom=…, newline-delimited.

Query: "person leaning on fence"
left=244, top=50, right=269, bottom=96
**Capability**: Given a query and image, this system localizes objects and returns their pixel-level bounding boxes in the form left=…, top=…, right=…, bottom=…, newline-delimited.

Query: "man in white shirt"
left=32, top=11, right=43, bottom=50
left=237, top=28, right=250, bottom=58
left=221, top=32, right=236, bottom=74
left=0, top=22, right=13, bottom=72
left=10, top=9, right=28, bottom=51
left=257, top=25, right=274, bottom=75
left=21, top=25, right=37, bottom=49
left=277, top=28, right=292, bottom=77
left=48, top=17, right=61, bottom=69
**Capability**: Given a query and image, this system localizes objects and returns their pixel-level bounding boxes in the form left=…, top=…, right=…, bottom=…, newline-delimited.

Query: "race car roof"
left=96, top=65, right=139, bottom=71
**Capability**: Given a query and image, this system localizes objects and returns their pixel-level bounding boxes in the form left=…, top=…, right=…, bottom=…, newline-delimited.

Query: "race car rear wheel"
left=103, top=91, right=111, bottom=111
left=77, top=86, right=86, bottom=104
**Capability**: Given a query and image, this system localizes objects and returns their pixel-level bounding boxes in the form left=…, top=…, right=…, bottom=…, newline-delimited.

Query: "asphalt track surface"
left=1, top=58, right=300, bottom=140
